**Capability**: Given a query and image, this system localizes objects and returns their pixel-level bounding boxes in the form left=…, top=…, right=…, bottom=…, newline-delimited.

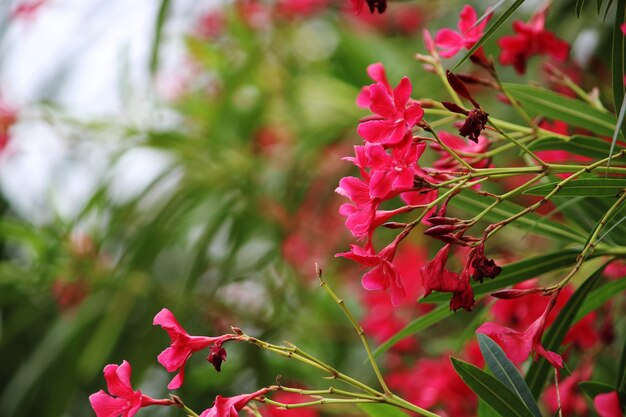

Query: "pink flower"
left=434, top=5, right=491, bottom=58
left=366, top=141, right=425, bottom=198
left=11, top=0, right=46, bottom=21
left=357, top=77, right=423, bottom=146
left=477, top=295, right=563, bottom=368
left=263, top=391, right=319, bottom=417
left=337, top=241, right=405, bottom=305
left=336, top=175, right=378, bottom=238
left=153, top=308, right=239, bottom=389
left=89, top=361, right=174, bottom=417
left=498, top=8, right=569, bottom=74
left=357, top=63, right=392, bottom=109
left=350, top=0, right=386, bottom=15
left=199, top=388, right=272, bottom=417
left=594, top=391, right=623, bottom=417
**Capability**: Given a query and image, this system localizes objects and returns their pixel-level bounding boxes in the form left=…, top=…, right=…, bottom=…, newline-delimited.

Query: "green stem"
left=317, top=266, right=392, bottom=396
left=488, top=119, right=546, bottom=167
left=427, top=127, right=474, bottom=171
left=553, top=188, right=626, bottom=290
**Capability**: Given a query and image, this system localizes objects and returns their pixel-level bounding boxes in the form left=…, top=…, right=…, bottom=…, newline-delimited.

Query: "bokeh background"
left=0, top=0, right=622, bottom=416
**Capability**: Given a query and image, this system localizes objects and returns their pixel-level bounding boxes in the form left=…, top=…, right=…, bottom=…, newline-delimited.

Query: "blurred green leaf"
left=524, top=178, right=626, bottom=197
left=579, top=381, right=616, bottom=399
left=504, top=83, right=620, bottom=138
left=574, top=276, right=626, bottom=322
left=528, top=135, right=618, bottom=160
left=451, top=357, right=535, bottom=417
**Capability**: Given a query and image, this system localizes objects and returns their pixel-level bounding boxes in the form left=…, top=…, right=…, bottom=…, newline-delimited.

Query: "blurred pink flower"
left=594, top=391, right=623, bottom=417
left=199, top=388, right=272, bottom=417
left=89, top=361, right=173, bottom=417
left=434, top=5, right=491, bottom=58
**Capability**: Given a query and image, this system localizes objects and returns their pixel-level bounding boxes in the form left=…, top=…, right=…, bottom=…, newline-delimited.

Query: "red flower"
left=432, top=131, right=491, bottom=170
left=498, top=8, right=569, bottom=74
left=477, top=295, right=563, bottom=368
left=264, top=391, right=320, bottom=417
left=199, top=388, right=272, bottom=417
left=594, top=391, right=623, bottom=417
left=153, top=308, right=238, bottom=389
left=89, top=361, right=174, bottom=417
left=420, top=244, right=475, bottom=311
left=357, top=78, right=423, bottom=146
left=337, top=241, right=405, bottom=305
left=366, top=141, right=425, bottom=198
left=434, top=5, right=491, bottom=58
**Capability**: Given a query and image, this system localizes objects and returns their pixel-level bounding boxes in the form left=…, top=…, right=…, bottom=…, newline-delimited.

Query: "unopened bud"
left=491, top=288, right=542, bottom=299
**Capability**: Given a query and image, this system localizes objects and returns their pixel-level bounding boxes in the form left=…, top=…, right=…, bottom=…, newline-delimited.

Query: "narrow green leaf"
left=451, top=357, right=535, bottom=417
left=576, top=0, right=588, bottom=17
left=373, top=304, right=451, bottom=357
left=454, top=190, right=587, bottom=243
left=524, top=178, right=626, bottom=198
left=612, top=0, right=626, bottom=136
left=149, top=0, right=171, bottom=75
left=525, top=264, right=607, bottom=398
left=452, top=0, right=525, bottom=70
left=478, top=334, right=543, bottom=417
left=358, top=403, right=409, bottom=417
left=579, top=381, right=616, bottom=399
left=422, top=250, right=580, bottom=304
left=528, top=135, right=618, bottom=160
left=574, top=276, right=626, bottom=322
left=617, top=337, right=626, bottom=396
left=504, top=83, right=620, bottom=138
left=607, top=95, right=626, bottom=171
left=478, top=400, right=500, bottom=417
left=604, top=0, right=617, bottom=20
left=471, top=0, right=509, bottom=29
left=597, top=0, right=606, bottom=14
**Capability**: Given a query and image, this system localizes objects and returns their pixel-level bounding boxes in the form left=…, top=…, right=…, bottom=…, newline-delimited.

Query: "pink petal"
left=103, top=361, right=134, bottom=398
left=362, top=265, right=387, bottom=291
left=435, top=29, right=463, bottom=58
left=403, top=102, right=424, bottom=127
left=458, top=5, right=477, bottom=35
left=89, top=390, right=127, bottom=417
left=369, top=84, right=396, bottom=118
left=393, top=77, right=412, bottom=109
left=366, top=62, right=390, bottom=91
left=594, top=391, right=623, bottom=417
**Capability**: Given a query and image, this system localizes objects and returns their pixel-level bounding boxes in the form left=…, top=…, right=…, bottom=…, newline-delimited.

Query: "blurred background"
left=0, top=0, right=622, bottom=416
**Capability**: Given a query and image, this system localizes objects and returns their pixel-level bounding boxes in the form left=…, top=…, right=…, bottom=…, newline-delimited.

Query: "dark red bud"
left=459, top=108, right=489, bottom=143
left=446, top=71, right=481, bottom=108
left=207, top=343, right=228, bottom=372
left=442, top=101, right=469, bottom=116
left=382, top=222, right=409, bottom=229
left=425, top=224, right=458, bottom=236
left=491, top=288, right=542, bottom=299
left=427, top=216, right=463, bottom=226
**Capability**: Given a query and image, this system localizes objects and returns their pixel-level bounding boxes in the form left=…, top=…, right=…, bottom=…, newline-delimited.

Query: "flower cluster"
left=90, top=309, right=275, bottom=417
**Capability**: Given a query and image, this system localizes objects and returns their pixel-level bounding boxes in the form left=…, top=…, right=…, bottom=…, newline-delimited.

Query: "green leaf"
left=576, top=0, right=588, bottom=17
left=524, top=178, right=626, bottom=198
left=574, top=276, right=626, bottom=322
left=422, top=250, right=581, bottom=304
left=358, top=403, right=409, bottom=417
left=578, top=381, right=616, bottom=399
left=454, top=190, right=587, bottom=243
left=525, top=263, right=607, bottom=398
left=373, top=304, right=452, bottom=357
left=478, top=334, right=543, bottom=417
left=598, top=0, right=605, bottom=14
left=149, top=0, right=171, bottom=75
left=617, top=337, right=626, bottom=397
left=478, top=400, right=500, bottom=417
left=607, top=95, right=626, bottom=170
left=612, top=0, right=626, bottom=135
left=452, top=0, right=526, bottom=70
left=450, top=357, right=535, bottom=417
left=528, top=135, right=618, bottom=160
left=504, top=83, right=620, bottom=138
